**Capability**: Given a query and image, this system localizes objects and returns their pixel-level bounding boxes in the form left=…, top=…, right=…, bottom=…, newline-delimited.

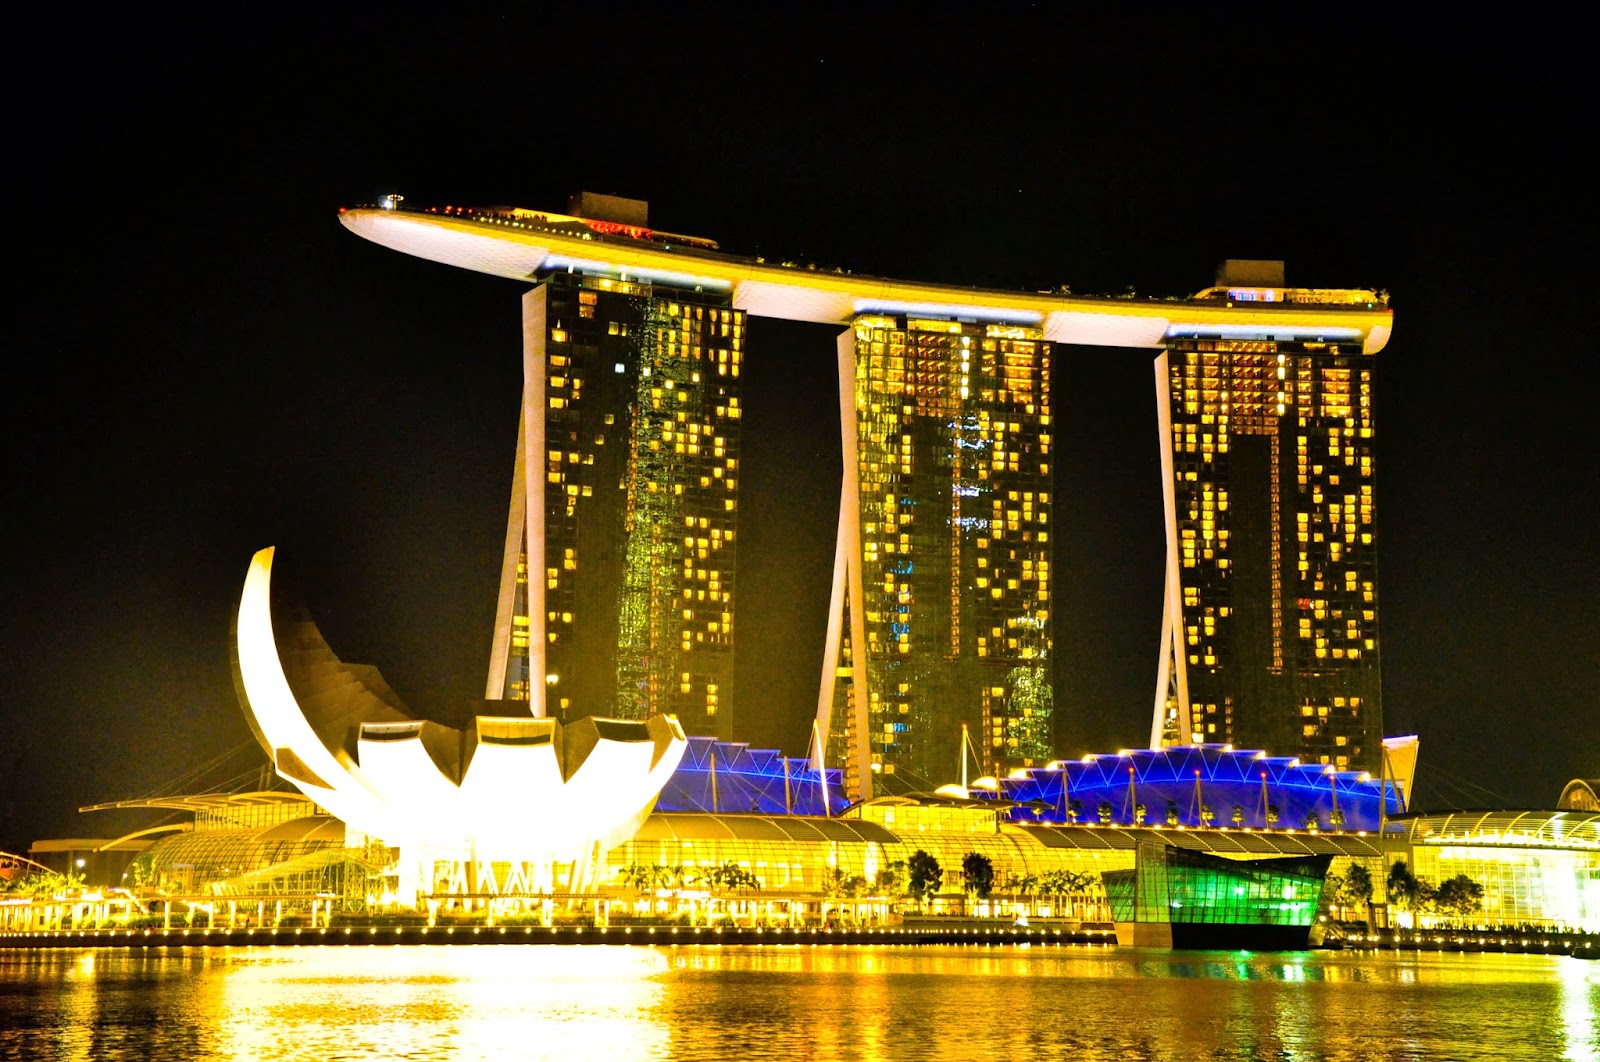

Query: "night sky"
left=5, top=10, right=1594, bottom=849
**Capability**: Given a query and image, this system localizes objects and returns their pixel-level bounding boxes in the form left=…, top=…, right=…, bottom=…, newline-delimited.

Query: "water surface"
left=1, top=944, right=1594, bottom=1061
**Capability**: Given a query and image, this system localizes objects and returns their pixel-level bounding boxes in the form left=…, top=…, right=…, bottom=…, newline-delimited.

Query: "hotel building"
left=480, top=197, right=743, bottom=739
left=1152, top=262, right=1384, bottom=774
left=817, top=316, right=1054, bottom=800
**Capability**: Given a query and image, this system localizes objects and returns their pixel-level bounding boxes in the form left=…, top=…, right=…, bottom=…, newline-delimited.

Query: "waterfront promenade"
left=3, top=921, right=1595, bottom=958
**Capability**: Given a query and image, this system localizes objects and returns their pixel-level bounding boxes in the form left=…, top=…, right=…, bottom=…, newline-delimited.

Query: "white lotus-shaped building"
left=232, top=546, right=687, bottom=887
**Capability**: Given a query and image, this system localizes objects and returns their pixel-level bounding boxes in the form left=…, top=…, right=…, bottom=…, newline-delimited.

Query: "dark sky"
left=4, top=9, right=1594, bottom=848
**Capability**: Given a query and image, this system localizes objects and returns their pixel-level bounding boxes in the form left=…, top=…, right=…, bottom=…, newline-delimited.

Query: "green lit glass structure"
left=1103, top=839, right=1332, bottom=949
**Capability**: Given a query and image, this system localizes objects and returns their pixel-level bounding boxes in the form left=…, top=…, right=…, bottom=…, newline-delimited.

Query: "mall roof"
left=339, top=204, right=1393, bottom=353
left=638, top=812, right=900, bottom=846
left=1390, top=810, right=1600, bottom=851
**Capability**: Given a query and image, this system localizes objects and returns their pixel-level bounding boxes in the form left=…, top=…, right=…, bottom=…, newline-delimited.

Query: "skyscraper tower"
left=1152, top=263, right=1383, bottom=773
left=818, top=315, right=1054, bottom=801
left=483, top=199, right=744, bottom=739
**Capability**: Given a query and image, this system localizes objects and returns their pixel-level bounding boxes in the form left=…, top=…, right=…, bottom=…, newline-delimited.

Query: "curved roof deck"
left=1391, top=810, right=1600, bottom=851
left=339, top=205, right=1393, bottom=353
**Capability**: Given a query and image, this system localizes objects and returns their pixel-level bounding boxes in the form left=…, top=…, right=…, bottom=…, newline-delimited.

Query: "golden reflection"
left=1558, top=957, right=1599, bottom=1062
left=0, top=944, right=1589, bottom=1062
left=216, top=945, right=669, bottom=1061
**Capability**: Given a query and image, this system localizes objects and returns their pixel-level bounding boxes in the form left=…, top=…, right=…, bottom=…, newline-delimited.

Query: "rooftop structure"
left=655, top=737, right=845, bottom=816
left=1559, top=779, right=1600, bottom=812
left=338, top=204, right=1392, bottom=350
left=987, top=743, right=1403, bottom=832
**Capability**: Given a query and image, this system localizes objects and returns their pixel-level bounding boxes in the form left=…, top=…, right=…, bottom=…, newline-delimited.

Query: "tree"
left=876, top=861, right=907, bottom=899
left=1133, top=803, right=1148, bottom=826
left=706, top=861, right=759, bottom=892
left=1165, top=802, right=1180, bottom=826
left=1436, top=875, right=1485, bottom=918
left=1005, top=873, right=1039, bottom=900
left=1386, top=860, right=1419, bottom=913
left=1200, top=804, right=1216, bottom=828
left=1265, top=805, right=1281, bottom=827
left=1231, top=805, right=1245, bottom=827
left=1096, top=802, right=1114, bottom=825
left=1067, top=800, right=1083, bottom=825
left=1337, top=865, right=1374, bottom=910
left=1302, top=812, right=1320, bottom=831
left=962, top=852, right=995, bottom=900
left=907, top=850, right=943, bottom=909
left=1332, top=864, right=1374, bottom=927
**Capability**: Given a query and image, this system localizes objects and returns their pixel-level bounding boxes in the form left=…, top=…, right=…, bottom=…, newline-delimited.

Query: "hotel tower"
left=816, top=315, right=1054, bottom=801
left=480, top=194, right=744, bottom=740
left=1152, top=261, right=1383, bottom=774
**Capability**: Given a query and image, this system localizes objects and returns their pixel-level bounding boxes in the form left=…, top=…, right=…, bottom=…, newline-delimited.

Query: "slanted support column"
left=1151, top=349, right=1191, bottom=748
left=485, top=286, right=549, bottom=712
left=486, top=400, right=528, bottom=700
left=815, top=324, right=873, bottom=802
left=813, top=483, right=851, bottom=761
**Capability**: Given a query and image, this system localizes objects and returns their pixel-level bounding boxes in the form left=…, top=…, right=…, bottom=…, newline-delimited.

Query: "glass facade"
left=1103, top=840, right=1332, bottom=948
left=828, top=315, right=1053, bottom=794
left=1158, top=338, right=1381, bottom=773
left=495, top=273, right=743, bottom=739
left=1396, top=811, right=1600, bottom=931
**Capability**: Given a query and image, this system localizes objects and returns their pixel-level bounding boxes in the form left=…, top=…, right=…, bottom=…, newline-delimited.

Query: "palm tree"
left=1337, top=864, right=1374, bottom=931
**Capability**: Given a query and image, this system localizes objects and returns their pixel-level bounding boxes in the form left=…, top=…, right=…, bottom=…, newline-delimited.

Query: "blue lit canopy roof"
left=339, top=204, right=1393, bottom=353
left=656, top=737, right=845, bottom=817
left=993, top=744, right=1402, bottom=833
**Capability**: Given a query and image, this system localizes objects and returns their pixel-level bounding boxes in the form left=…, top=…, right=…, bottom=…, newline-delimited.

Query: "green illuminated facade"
left=1103, top=840, right=1332, bottom=949
left=822, top=315, right=1053, bottom=798
left=490, top=272, right=743, bottom=739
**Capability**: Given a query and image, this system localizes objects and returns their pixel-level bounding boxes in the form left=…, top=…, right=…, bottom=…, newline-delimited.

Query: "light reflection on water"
left=1, top=944, right=1595, bottom=1062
